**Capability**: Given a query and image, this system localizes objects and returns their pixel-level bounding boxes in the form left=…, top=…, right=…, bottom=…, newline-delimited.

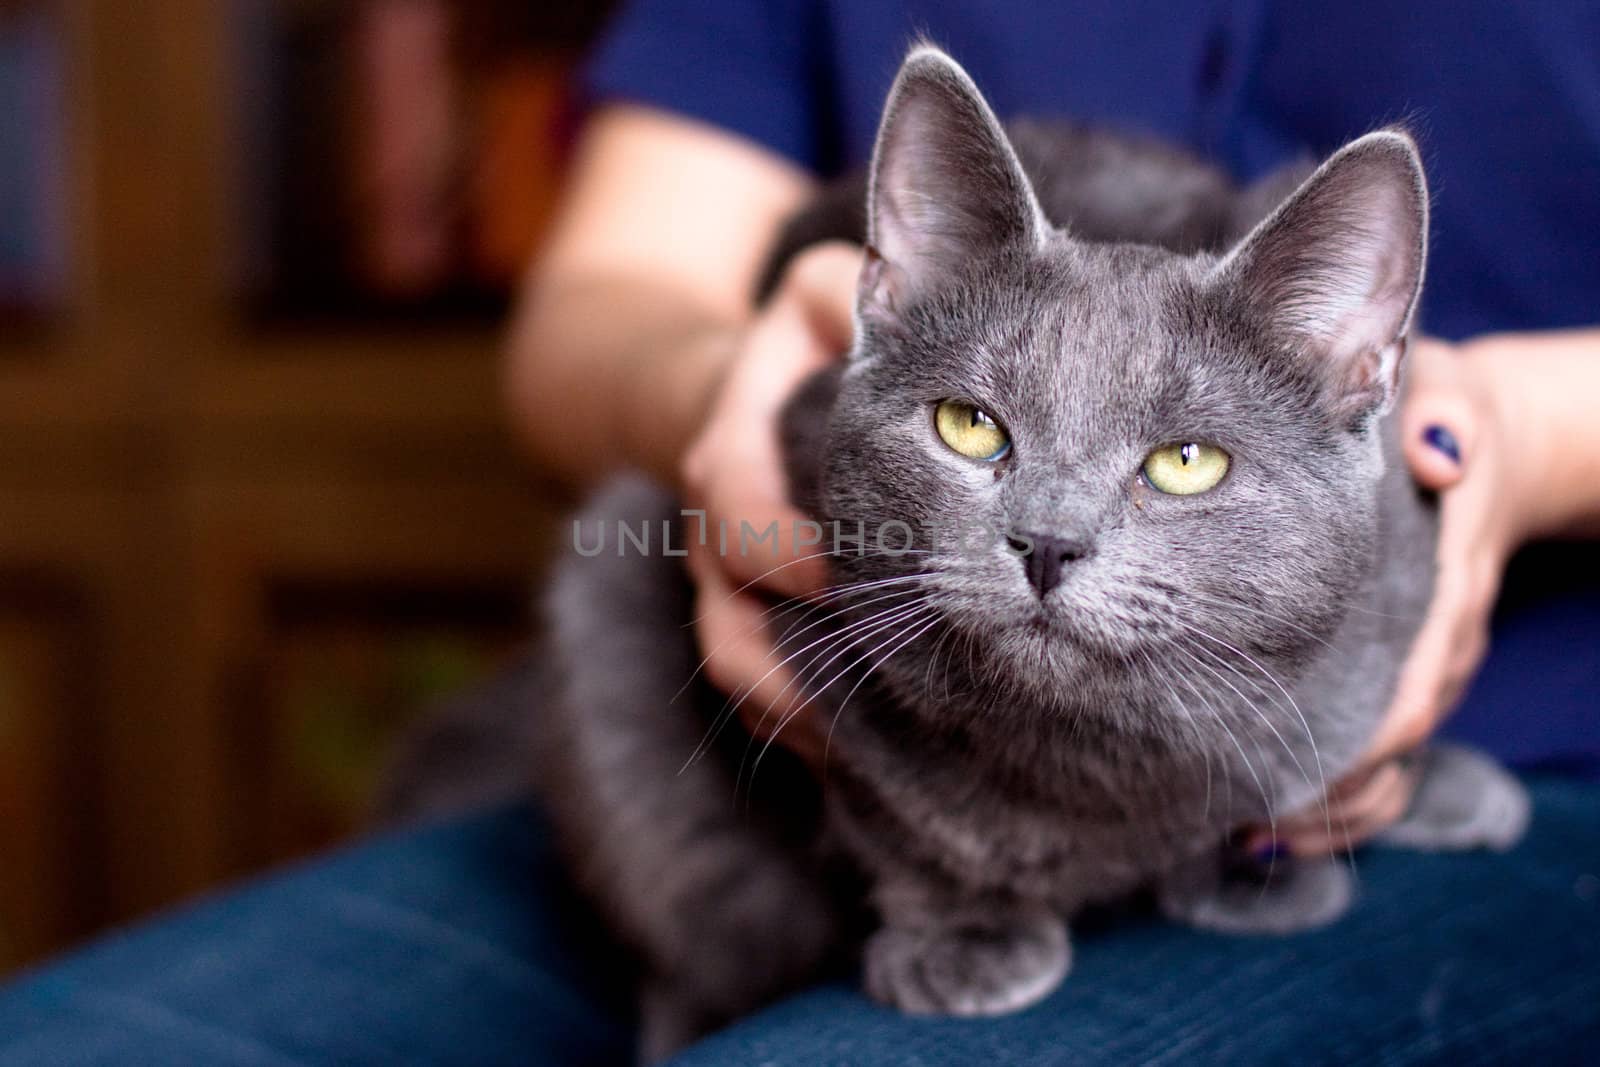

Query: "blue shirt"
left=584, top=1, right=1600, bottom=772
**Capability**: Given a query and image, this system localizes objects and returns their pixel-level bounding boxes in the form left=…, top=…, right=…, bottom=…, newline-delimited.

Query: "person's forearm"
left=505, top=275, right=741, bottom=489
left=1474, top=328, right=1600, bottom=541
left=501, top=106, right=815, bottom=490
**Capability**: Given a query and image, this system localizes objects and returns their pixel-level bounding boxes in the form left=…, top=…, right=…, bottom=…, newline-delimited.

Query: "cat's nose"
left=1008, top=532, right=1093, bottom=598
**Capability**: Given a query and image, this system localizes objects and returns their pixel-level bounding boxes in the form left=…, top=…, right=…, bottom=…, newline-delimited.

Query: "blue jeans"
left=2, top=778, right=1596, bottom=1066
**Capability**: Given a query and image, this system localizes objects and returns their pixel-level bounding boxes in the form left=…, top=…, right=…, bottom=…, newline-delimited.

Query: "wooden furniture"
left=0, top=1, right=570, bottom=971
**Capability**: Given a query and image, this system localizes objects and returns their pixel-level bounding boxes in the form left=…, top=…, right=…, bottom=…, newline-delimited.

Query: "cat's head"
left=811, top=47, right=1428, bottom=728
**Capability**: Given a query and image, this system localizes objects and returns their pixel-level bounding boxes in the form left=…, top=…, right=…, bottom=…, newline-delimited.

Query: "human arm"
left=504, top=105, right=815, bottom=487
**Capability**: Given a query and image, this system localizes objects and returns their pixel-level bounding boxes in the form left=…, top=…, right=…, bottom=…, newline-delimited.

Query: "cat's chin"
left=1013, top=605, right=1134, bottom=659
left=946, top=612, right=1139, bottom=695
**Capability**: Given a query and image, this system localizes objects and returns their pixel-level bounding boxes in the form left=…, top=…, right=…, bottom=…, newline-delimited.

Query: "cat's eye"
left=1141, top=442, right=1230, bottom=495
left=935, top=400, right=1011, bottom=462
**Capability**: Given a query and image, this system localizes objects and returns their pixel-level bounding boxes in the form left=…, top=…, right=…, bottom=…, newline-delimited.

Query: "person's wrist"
left=1460, top=334, right=1556, bottom=547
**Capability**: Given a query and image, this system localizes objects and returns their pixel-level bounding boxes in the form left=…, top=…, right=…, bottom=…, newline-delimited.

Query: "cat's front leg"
left=863, top=884, right=1070, bottom=1016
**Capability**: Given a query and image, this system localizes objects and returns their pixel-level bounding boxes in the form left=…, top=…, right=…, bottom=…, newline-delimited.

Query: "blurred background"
left=0, top=0, right=613, bottom=974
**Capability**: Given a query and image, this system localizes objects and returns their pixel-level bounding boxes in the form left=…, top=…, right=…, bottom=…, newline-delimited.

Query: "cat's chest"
left=828, top=729, right=1230, bottom=905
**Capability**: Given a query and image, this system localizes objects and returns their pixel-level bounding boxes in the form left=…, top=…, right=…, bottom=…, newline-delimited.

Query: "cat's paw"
left=863, top=911, right=1069, bottom=1016
left=1160, top=856, right=1353, bottom=935
left=1378, top=743, right=1530, bottom=852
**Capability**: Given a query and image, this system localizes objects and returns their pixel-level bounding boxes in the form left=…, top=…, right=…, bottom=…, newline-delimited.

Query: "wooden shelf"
left=0, top=0, right=574, bottom=961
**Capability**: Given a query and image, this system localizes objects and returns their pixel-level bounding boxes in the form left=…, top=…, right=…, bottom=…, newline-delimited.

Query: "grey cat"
left=532, top=46, right=1530, bottom=1060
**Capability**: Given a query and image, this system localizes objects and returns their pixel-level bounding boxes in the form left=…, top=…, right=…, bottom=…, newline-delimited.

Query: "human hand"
left=680, top=242, right=861, bottom=766
left=1256, top=336, right=1535, bottom=856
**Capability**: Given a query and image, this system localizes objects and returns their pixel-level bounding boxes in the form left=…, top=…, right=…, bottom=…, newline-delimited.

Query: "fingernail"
left=1423, top=424, right=1461, bottom=465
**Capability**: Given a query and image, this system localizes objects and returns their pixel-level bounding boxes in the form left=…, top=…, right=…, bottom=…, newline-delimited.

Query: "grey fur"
left=1158, top=852, right=1355, bottom=936
left=528, top=46, right=1528, bottom=1058
left=1379, top=744, right=1531, bottom=852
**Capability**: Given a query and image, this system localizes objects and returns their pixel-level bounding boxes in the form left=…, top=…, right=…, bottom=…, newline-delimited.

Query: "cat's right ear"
left=861, top=46, right=1045, bottom=321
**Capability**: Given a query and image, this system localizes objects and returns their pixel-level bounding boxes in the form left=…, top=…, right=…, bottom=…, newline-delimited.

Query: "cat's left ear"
left=1212, top=130, right=1428, bottom=422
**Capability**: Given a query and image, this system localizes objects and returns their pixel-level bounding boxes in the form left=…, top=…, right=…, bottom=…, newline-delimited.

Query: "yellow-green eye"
left=1142, top=442, right=1230, bottom=495
left=935, top=400, right=1011, bottom=461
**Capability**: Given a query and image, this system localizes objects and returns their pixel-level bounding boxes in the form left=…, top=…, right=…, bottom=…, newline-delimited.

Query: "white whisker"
left=820, top=612, right=945, bottom=775
left=683, top=589, right=931, bottom=773
left=751, top=606, right=940, bottom=794
left=1173, top=618, right=1334, bottom=851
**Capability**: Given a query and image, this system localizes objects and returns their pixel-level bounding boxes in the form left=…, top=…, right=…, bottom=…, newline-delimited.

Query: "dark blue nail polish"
left=1251, top=841, right=1288, bottom=866
left=1423, top=424, right=1461, bottom=465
